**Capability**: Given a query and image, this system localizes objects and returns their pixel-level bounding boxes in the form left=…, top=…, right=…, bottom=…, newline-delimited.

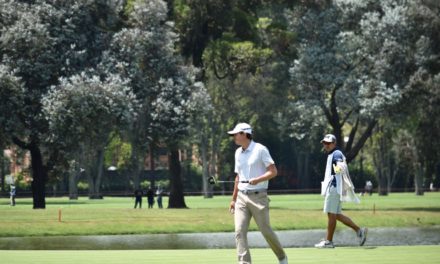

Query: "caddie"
left=315, top=134, right=367, bottom=248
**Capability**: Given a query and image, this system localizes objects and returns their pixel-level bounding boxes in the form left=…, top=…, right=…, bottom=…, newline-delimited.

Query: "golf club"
left=208, top=176, right=249, bottom=185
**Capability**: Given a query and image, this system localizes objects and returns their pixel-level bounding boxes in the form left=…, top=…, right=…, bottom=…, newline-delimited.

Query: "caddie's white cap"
left=227, top=123, right=252, bottom=135
left=321, top=134, right=336, bottom=143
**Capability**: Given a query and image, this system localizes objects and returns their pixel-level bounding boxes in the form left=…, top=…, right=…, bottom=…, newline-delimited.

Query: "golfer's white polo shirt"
left=234, top=141, right=274, bottom=191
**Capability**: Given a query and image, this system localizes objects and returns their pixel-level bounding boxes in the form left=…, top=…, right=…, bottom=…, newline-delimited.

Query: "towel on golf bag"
left=321, top=151, right=360, bottom=203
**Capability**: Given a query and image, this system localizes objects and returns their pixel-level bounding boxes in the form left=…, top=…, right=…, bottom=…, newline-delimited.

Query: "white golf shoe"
left=358, top=227, right=368, bottom=246
left=314, top=239, right=334, bottom=248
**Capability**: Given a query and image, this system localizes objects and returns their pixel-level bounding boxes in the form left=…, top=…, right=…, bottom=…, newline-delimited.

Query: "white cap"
left=321, top=134, right=336, bottom=143
left=227, top=123, right=252, bottom=135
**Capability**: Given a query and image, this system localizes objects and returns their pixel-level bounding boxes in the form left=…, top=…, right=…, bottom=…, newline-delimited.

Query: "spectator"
left=365, top=181, right=373, bottom=196
left=156, top=186, right=163, bottom=209
left=134, top=188, right=143, bottom=209
left=10, top=184, right=16, bottom=206
left=146, top=186, right=155, bottom=209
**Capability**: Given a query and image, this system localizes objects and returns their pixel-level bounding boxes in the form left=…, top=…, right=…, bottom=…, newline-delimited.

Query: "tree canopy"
left=1, top=0, right=439, bottom=206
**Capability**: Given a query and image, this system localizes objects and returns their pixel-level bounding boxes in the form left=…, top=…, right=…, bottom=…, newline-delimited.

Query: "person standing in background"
left=134, top=188, right=143, bottom=209
left=10, top=184, right=16, bottom=206
left=146, top=186, right=155, bottom=209
left=156, top=186, right=163, bottom=209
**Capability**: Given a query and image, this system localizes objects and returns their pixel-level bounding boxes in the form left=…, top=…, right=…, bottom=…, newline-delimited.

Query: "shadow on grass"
left=343, top=246, right=378, bottom=250
left=356, top=207, right=440, bottom=212
left=0, top=200, right=88, bottom=206
left=337, top=207, right=440, bottom=212
left=270, top=207, right=440, bottom=212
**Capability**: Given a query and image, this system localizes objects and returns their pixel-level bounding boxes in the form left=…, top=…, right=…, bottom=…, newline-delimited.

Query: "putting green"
left=1, top=245, right=439, bottom=264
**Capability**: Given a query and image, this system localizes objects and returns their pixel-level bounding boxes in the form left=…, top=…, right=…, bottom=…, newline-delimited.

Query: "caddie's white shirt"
left=234, top=141, right=274, bottom=191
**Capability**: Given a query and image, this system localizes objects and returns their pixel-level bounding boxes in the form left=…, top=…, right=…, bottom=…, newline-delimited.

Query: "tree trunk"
left=414, top=163, right=424, bottom=196
left=303, top=153, right=310, bottom=189
left=130, top=144, right=141, bottom=190
left=29, top=144, right=47, bottom=209
left=149, top=142, right=156, bottom=188
left=69, top=171, right=80, bottom=200
left=373, top=152, right=388, bottom=196
left=378, top=174, right=388, bottom=196
left=210, top=135, right=223, bottom=194
left=386, top=154, right=397, bottom=194
left=88, top=149, right=104, bottom=199
left=201, top=139, right=213, bottom=198
left=296, top=153, right=304, bottom=188
left=69, top=154, right=84, bottom=200
left=167, top=144, right=187, bottom=208
left=1, top=155, right=5, bottom=192
left=345, top=120, right=377, bottom=163
left=210, top=147, right=218, bottom=193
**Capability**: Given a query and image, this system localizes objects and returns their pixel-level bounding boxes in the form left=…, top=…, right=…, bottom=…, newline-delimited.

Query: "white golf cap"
left=227, top=123, right=252, bottom=135
left=321, top=134, right=336, bottom=143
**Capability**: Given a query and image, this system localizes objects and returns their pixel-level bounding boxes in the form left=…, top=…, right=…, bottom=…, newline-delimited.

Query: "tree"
left=43, top=73, right=137, bottom=199
left=285, top=0, right=437, bottom=165
left=103, top=0, right=176, bottom=190
left=370, top=122, right=398, bottom=195
left=0, top=0, right=123, bottom=208
left=103, top=0, right=204, bottom=208
left=413, top=74, right=440, bottom=191
left=368, top=0, right=440, bottom=195
left=172, top=0, right=235, bottom=67
left=179, top=0, right=300, bottom=194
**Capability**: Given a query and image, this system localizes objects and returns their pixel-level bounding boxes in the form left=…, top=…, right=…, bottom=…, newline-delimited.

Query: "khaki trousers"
left=235, top=191, right=286, bottom=264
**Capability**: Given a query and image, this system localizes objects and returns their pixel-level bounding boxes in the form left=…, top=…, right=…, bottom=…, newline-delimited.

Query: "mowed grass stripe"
left=1, top=246, right=440, bottom=264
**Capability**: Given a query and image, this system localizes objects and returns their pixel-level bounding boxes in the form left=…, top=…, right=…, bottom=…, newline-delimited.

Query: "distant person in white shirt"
left=365, top=180, right=373, bottom=196
left=10, top=184, right=16, bottom=206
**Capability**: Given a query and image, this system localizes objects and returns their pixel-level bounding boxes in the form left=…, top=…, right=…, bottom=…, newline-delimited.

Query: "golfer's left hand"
left=249, top=178, right=259, bottom=185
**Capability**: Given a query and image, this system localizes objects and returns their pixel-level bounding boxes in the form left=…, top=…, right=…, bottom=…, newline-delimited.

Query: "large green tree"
left=285, top=0, right=437, bottom=164
left=43, top=73, right=137, bottom=199
left=0, top=0, right=121, bottom=208
left=105, top=0, right=204, bottom=208
left=173, top=0, right=299, bottom=193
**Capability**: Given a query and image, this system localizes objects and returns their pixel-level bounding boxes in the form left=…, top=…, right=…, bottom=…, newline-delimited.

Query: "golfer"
left=228, top=123, right=288, bottom=264
left=315, top=134, right=367, bottom=248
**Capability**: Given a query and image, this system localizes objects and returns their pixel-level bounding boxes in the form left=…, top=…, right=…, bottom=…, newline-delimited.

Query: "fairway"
left=1, top=193, right=440, bottom=237
left=1, top=246, right=439, bottom=264
left=0, top=192, right=440, bottom=237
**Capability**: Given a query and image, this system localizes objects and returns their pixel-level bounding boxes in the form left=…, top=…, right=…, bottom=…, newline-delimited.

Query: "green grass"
left=0, top=193, right=439, bottom=237
left=0, top=246, right=439, bottom=264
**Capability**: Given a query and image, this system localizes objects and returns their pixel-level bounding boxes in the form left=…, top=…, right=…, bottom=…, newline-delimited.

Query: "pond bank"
left=1, top=227, right=439, bottom=250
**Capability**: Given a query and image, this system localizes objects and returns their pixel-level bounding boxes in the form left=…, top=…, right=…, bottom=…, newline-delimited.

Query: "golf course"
left=1, top=193, right=439, bottom=236
left=1, top=246, right=439, bottom=264
left=1, top=193, right=439, bottom=263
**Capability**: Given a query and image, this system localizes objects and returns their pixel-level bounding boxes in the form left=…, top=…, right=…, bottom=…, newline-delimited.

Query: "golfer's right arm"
left=230, top=174, right=239, bottom=213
